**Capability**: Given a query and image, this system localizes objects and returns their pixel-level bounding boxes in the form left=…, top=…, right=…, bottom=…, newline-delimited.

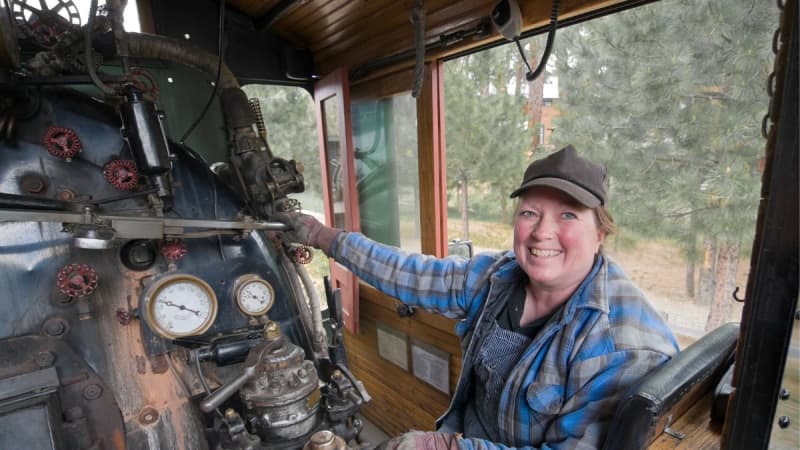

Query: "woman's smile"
left=529, top=248, right=563, bottom=257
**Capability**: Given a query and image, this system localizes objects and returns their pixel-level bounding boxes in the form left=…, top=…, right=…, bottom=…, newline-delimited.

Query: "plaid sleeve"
left=330, top=232, right=477, bottom=318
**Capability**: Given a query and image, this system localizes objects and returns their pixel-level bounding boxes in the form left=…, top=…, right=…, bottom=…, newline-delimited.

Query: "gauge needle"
left=164, top=300, right=201, bottom=315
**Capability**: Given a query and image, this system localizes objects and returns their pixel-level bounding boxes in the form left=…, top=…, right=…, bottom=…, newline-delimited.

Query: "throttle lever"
left=200, top=364, right=257, bottom=413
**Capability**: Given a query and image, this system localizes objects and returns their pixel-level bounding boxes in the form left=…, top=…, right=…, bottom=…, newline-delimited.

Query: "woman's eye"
left=519, top=210, right=537, bottom=218
left=561, top=212, right=578, bottom=220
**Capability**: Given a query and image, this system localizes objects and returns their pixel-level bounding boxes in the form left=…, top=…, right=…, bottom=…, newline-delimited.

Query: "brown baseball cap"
left=509, top=145, right=607, bottom=207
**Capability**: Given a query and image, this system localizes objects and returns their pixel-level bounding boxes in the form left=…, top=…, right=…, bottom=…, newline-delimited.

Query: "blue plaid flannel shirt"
left=330, top=232, right=678, bottom=450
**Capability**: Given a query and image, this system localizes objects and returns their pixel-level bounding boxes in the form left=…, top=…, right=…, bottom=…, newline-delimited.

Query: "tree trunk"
left=685, top=213, right=697, bottom=299
left=696, top=238, right=717, bottom=306
left=526, top=41, right=546, bottom=149
left=459, top=175, right=469, bottom=240
left=705, top=240, right=740, bottom=331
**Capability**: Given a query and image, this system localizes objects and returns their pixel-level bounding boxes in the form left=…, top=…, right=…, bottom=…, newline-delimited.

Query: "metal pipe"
left=0, top=193, right=71, bottom=210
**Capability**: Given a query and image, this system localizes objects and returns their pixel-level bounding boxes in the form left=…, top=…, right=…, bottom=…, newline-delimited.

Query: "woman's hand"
left=272, top=211, right=341, bottom=254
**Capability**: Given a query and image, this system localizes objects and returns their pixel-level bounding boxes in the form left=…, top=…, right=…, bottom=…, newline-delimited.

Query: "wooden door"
left=314, top=67, right=361, bottom=334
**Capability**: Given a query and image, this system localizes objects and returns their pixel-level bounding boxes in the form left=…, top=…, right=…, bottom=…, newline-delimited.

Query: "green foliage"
left=444, top=46, right=531, bottom=228
left=548, top=0, right=777, bottom=251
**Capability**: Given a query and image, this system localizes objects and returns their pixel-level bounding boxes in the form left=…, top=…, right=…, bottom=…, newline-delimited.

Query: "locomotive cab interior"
left=0, top=0, right=796, bottom=449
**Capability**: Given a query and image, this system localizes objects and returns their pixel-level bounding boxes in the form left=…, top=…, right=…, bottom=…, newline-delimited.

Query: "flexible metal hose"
left=295, top=261, right=327, bottom=355
left=281, top=251, right=326, bottom=358
left=126, top=33, right=238, bottom=89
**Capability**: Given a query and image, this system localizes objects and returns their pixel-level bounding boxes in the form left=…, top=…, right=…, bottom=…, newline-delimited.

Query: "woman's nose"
left=531, top=214, right=557, bottom=238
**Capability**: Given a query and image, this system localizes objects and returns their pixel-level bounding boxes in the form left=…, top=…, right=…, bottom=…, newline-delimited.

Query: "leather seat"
left=602, top=322, right=740, bottom=450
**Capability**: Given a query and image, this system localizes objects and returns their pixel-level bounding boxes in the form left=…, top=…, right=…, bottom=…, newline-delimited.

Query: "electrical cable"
left=515, top=0, right=560, bottom=82
left=165, top=351, right=195, bottom=398
left=411, top=0, right=426, bottom=98
left=194, top=350, right=224, bottom=418
left=179, top=0, right=226, bottom=144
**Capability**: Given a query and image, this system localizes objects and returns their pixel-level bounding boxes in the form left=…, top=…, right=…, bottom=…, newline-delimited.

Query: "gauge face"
left=145, top=274, right=218, bottom=338
left=235, top=275, right=275, bottom=317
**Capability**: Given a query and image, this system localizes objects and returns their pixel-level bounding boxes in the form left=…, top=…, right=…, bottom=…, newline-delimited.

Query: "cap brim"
left=509, top=177, right=602, bottom=207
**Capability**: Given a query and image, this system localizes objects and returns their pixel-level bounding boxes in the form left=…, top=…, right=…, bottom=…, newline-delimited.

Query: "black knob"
left=396, top=304, right=416, bottom=317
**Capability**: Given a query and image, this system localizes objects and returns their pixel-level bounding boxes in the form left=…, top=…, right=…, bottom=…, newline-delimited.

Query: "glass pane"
left=443, top=0, right=778, bottom=344
left=322, top=97, right=346, bottom=229
left=352, top=94, right=420, bottom=252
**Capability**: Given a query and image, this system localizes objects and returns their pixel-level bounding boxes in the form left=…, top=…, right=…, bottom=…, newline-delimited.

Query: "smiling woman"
left=274, top=144, right=679, bottom=449
left=510, top=146, right=610, bottom=323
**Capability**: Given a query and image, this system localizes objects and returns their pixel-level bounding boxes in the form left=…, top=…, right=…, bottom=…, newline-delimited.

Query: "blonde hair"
left=595, top=206, right=617, bottom=237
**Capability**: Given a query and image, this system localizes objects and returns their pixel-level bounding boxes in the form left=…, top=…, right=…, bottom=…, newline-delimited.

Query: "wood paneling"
left=228, top=0, right=633, bottom=80
left=228, top=0, right=282, bottom=17
left=345, top=286, right=462, bottom=436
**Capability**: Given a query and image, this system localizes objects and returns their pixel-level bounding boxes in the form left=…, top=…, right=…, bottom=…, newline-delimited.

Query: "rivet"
left=42, top=318, right=68, bottom=337
left=138, top=406, right=159, bottom=425
left=82, top=384, right=103, bottom=400
left=35, top=351, right=55, bottom=368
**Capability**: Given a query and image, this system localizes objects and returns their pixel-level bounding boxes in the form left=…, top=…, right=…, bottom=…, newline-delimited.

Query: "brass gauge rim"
left=143, top=273, right=218, bottom=339
left=233, top=274, right=275, bottom=317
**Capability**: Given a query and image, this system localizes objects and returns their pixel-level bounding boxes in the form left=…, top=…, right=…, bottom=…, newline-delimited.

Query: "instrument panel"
left=140, top=264, right=281, bottom=342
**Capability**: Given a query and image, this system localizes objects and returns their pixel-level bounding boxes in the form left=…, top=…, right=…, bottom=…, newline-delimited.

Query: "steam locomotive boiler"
left=0, top=1, right=368, bottom=449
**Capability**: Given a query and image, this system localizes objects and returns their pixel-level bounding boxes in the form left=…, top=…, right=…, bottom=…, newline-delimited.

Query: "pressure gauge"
left=234, top=274, right=275, bottom=317
left=143, top=274, right=218, bottom=339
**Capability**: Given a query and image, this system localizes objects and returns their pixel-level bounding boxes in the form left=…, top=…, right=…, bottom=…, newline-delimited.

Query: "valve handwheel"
left=12, top=0, right=82, bottom=48
left=56, top=263, right=99, bottom=298
left=293, top=246, right=313, bottom=264
left=161, top=239, right=188, bottom=262
left=43, top=126, right=82, bottom=160
left=104, top=160, right=139, bottom=190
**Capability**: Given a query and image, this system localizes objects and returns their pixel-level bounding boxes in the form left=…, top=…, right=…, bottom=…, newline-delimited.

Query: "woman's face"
left=513, top=187, right=605, bottom=294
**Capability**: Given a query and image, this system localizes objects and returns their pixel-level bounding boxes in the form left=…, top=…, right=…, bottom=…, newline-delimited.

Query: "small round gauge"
left=144, top=274, right=218, bottom=339
left=234, top=274, right=275, bottom=317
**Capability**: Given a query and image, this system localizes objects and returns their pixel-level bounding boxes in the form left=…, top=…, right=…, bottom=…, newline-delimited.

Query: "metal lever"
left=335, top=365, right=371, bottom=404
left=199, top=364, right=257, bottom=413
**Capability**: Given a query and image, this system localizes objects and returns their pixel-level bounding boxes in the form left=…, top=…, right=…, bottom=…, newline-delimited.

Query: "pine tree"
left=444, top=46, right=530, bottom=239
left=546, top=0, right=777, bottom=329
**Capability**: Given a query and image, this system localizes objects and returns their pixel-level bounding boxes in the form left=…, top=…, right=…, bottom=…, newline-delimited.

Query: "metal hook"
left=733, top=286, right=746, bottom=302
